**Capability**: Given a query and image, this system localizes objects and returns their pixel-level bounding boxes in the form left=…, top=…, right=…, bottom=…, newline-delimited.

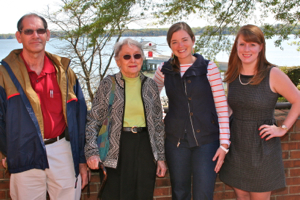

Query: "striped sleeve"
left=153, top=63, right=165, bottom=94
left=207, top=61, right=230, bottom=146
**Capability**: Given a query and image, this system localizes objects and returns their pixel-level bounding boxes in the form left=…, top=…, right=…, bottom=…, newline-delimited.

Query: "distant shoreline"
left=1, top=25, right=300, bottom=39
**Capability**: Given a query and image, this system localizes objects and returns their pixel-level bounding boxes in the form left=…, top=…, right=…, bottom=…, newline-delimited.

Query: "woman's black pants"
left=102, top=129, right=156, bottom=200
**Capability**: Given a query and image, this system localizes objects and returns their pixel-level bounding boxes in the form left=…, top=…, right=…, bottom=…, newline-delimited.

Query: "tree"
left=152, top=0, right=300, bottom=59
left=43, top=0, right=146, bottom=106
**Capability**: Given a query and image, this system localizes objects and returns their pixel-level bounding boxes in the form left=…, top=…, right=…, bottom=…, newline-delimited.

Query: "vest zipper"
left=184, top=80, right=199, bottom=146
left=177, top=138, right=181, bottom=147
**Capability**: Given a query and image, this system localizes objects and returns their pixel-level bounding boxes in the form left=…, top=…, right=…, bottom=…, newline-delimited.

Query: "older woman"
left=85, top=38, right=167, bottom=200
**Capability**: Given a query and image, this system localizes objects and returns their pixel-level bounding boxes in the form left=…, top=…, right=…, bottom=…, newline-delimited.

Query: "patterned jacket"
left=85, top=72, right=165, bottom=168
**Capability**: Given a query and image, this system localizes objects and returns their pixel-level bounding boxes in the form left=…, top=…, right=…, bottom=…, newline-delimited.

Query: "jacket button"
left=197, top=129, right=200, bottom=133
left=190, top=112, right=193, bottom=116
left=187, top=80, right=191, bottom=83
left=212, top=120, right=215, bottom=124
left=188, top=97, right=192, bottom=101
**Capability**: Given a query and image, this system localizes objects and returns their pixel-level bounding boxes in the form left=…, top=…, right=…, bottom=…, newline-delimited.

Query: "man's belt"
left=44, top=130, right=66, bottom=145
left=122, top=126, right=147, bottom=133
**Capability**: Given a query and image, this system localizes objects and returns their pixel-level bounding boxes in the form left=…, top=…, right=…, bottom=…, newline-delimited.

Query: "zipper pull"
left=75, top=177, right=78, bottom=188
left=177, top=139, right=181, bottom=147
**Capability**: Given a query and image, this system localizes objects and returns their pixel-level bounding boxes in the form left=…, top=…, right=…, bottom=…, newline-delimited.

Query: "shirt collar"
left=21, top=51, right=55, bottom=75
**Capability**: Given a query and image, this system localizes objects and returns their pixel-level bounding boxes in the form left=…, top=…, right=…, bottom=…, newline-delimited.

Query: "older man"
left=0, top=13, right=88, bottom=200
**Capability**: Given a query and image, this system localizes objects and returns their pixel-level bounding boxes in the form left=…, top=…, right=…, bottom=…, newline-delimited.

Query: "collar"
left=21, top=51, right=55, bottom=75
left=115, top=71, right=147, bottom=88
left=161, top=53, right=210, bottom=77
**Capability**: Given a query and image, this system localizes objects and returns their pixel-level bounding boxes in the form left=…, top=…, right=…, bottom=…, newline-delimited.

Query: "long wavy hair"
left=166, top=22, right=195, bottom=72
left=224, top=24, right=273, bottom=85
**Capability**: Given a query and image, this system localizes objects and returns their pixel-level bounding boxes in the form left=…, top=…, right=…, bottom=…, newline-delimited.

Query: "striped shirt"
left=153, top=61, right=230, bottom=146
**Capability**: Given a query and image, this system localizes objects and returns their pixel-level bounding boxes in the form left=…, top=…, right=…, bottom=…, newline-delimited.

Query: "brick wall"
left=0, top=110, right=299, bottom=200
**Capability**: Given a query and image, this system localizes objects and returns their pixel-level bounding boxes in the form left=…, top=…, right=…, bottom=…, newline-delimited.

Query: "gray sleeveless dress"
left=219, top=67, right=286, bottom=192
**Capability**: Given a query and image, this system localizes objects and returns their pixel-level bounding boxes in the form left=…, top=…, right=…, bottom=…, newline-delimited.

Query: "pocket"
left=47, top=90, right=63, bottom=114
left=210, top=111, right=219, bottom=127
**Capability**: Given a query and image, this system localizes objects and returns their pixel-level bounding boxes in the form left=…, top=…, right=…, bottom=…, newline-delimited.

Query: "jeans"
left=165, top=139, right=219, bottom=200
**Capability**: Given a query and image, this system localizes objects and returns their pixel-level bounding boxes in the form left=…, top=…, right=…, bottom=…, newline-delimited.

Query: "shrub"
left=277, top=66, right=300, bottom=102
left=279, top=66, right=300, bottom=87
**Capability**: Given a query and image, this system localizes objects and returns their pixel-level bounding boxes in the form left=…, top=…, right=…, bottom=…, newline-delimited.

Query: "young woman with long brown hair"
left=219, top=24, right=300, bottom=200
left=154, top=22, right=230, bottom=200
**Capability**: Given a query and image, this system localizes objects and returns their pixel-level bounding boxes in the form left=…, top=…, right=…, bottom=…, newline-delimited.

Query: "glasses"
left=20, top=28, right=47, bottom=35
left=123, top=54, right=142, bottom=60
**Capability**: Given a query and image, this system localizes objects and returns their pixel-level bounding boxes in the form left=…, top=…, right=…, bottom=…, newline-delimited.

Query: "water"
left=215, top=35, right=300, bottom=66
left=1, top=36, right=299, bottom=98
left=1, top=36, right=300, bottom=67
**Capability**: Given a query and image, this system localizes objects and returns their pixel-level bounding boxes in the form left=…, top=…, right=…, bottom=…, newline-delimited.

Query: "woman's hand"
left=156, top=160, right=167, bottom=177
left=87, top=155, right=101, bottom=170
left=259, top=124, right=287, bottom=140
left=212, top=145, right=228, bottom=173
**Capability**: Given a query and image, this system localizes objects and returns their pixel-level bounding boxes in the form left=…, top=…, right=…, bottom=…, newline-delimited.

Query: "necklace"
left=239, top=74, right=252, bottom=85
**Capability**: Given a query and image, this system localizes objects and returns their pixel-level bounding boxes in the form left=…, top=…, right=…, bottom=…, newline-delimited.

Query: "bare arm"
left=260, top=67, right=300, bottom=140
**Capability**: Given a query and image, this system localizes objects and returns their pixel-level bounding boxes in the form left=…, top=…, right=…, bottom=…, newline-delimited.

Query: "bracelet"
left=281, top=125, right=288, bottom=131
left=220, top=145, right=229, bottom=154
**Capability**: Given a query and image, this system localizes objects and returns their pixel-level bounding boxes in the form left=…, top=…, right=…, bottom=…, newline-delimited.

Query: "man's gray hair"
left=114, top=38, right=145, bottom=60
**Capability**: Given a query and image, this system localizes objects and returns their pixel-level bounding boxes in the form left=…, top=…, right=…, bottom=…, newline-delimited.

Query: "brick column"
left=0, top=153, right=9, bottom=199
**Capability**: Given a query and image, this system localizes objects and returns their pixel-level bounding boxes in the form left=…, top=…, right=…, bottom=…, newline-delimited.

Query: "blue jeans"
left=165, top=139, right=219, bottom=200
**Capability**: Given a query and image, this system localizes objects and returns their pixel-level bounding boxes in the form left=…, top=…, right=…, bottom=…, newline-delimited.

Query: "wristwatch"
left=281, top=125, right=288, bottom=131
left=220, top=145, right=229, bottom=154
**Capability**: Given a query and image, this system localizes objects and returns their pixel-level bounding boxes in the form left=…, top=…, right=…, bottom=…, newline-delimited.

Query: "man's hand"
left=2, top=157, right=7, bottom=169
left=79, top=163, right=89, bottom=189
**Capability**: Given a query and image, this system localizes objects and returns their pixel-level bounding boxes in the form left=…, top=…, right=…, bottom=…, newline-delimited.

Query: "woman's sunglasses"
left=20, top=29, right=47, bottom=35
left=123, top=54, right=142, bottom=60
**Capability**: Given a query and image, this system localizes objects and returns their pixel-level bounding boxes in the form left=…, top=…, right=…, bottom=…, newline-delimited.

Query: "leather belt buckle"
left=131, top=126, right=138, bottom=134
left=44, top=129, right=66, bottom=145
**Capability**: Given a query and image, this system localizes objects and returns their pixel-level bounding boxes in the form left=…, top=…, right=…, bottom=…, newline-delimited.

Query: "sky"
left=1, top=0, right=62, bottom=34
left=1, top=0, right=207, bottom=34
left=1, top=0, right=277, bottom=34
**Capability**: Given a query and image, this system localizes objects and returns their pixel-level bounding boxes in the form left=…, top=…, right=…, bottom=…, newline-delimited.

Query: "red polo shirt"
left=21, top=52, right=66, bottom=139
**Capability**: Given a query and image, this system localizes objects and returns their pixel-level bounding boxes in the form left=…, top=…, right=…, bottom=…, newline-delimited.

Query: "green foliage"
left=279, top=66, right=300, bottom=87
left=289, top=41, right=300, bottom=51
left=59, top=0, right=149, bottom=45
left=277, top=96, right=288, bottom=102
left=153, top=0, right=300, bottom=60
left=278, top=66, right=299, bottom=102
left=43, top=0, right=146, bottom=105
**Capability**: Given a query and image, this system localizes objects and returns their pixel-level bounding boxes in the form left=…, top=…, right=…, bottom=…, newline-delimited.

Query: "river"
left=1, top=35, right=300, bottom=67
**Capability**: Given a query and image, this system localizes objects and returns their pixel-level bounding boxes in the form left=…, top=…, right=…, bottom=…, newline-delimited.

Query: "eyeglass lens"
left=123, top=54, right=142, bottom=60
left=22, top=29, right=47, bottom=35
